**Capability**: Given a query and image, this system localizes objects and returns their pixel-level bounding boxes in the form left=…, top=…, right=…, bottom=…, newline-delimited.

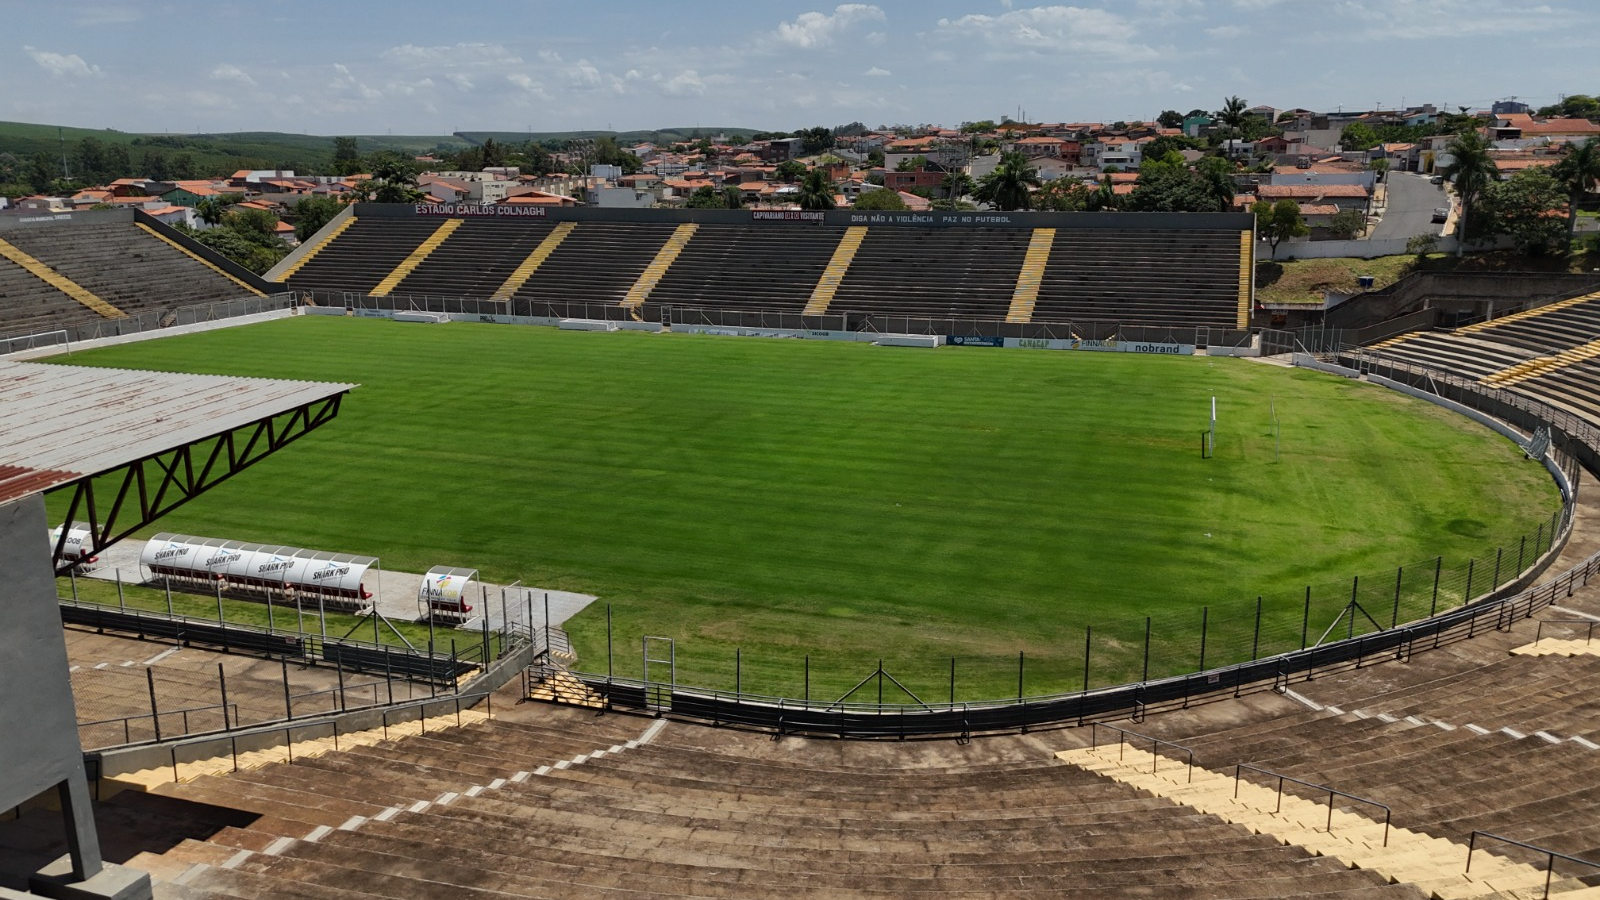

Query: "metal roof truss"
left=48, top=391, right=345, bottom=574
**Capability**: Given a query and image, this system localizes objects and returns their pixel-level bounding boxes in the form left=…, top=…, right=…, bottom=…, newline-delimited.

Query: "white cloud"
left=506, top=73, right=548, bottom=99
left=934, top=6, right=1157, bottom=61
left=330, top=63, right=381, bottom=101
left=74, top=5, right=142, bottom=25
left=865, top=66, right=891, bottom=76
left=656, top=69, right=706, bottom=97
left=773, top=5, right=887, bottom=49
left=1204, top=24, right=1245, bottom=38
left=24, top=46, right=102, bottom=78
left=209, top=64, right=255, bottom=86
left=1336, top=0, right=1569, bottom=39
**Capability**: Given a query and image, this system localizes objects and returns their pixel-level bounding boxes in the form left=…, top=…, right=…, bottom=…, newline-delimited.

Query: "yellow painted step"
left=136, top=223, right=265, bottom=297
left=493, top=221, right=576, bottom=300
left=1458, top=290, right=1600, bottom=335
left=275, top=214, right=357, bottom=282
left=803, top=226, right=868, bottom=316
left=1481, top=336, right=1600, bottom=387
left=0, top=236, right=125, bottom=318
left=622, top=223, right=697, bottom=309
left=1057, top=744, right=1554, bottom=900
left=1236, top=230, right=1253, bottom=329
left=371, top=218, right=464, bottom=296
left=1006, top=228, right=1055, bottom=324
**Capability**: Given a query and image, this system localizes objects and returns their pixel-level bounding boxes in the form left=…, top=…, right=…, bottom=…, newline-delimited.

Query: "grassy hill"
left=0, top=120, right=764, bottom=184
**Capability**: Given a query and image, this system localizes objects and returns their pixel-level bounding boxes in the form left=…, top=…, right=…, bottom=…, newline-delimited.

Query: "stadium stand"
left=828, top=227, right=1033, bottom=321
left=1, top=221, right=263, bottom=319
left=2, top=700, right=1425, bottom=899
left=510, top=222, right=679, bottom=312
left=0, top=253, right=121, bottom=337
left=282, top=217, right=445, bottom=295
left=271, top=208, right=1256, bottom=331
left=386, top=219, right=560, bottom=300
left=1033, top=228, right=1246, bottom=329
left=649, top=223, right=845, bottom=313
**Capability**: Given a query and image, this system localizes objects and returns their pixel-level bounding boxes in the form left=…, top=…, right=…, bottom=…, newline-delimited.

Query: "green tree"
left=1472, top=167, right=1567, bottom=255
left=27, top=150, right=58, bottom=192
left=895, top=155, right=930, bottom=172
left=684, top=185, right=725, bottom=209
left=194, top=195, right=239, bottom=227
left=1035, top=178, right=1097, bottom=211
left=1157, top=109, right=1184, bottom=129
left=141, top=150, right=170, bottom=181
left=1252, top=199, right=1309, bottom=256
left=480, top=138, right=506, bottom=169
left=332, top=137, right=362, bottom=175
left=797, top=169, right=836, bottom=210
left=973, top=151, right=1040, bottom=210
left=853, top=187, right=908, bottom=210
left=104, top=144, right=132, bottom=180
left=1339, top=122, right=1380, bottom=151
left=75, top=138, right=107, bottom=181
left=354, top=152, right=425, bottom=203
left=1328, top=207, right=1367, bottom=239
left=1195, top=156, right=1237, bottom=209
left=799, top=126, right=834, bottom=155
left=775, top=160, right=807, bottom=183
left=721, top=185, right=744, bottom=209
left=866, top=148, right=885, bottom=168
left=1216, top=96, right=1249, bottom=132
left=1439, top=130, right=1500, bottom=253
left=961, top=120, right=997, bottom=134
left=170, top=153, right=197, bottom=180
left=1143, top=134, right=1202, bottom=160
left=291, top=195, right=343, bottom=242
left=1536, top=95, right=1600, bottom=120
left=941, top=172, right=975, bottom=201
left=1551, top=137, right=1600, bottom=244
left=1129, top=165, right=1215, bottom=212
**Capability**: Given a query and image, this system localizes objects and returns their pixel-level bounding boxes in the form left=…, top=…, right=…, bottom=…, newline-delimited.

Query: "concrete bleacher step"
left=492, top=221, right=575, bottom=300
left=135, top=223, right=265, bottom=298
left=369, top=218, right=463, bottom=296
left=274, top=215, right=357, bottom=283
left=802, top=225, right=867, bottom=315
left=0, top=234, right=125, bottom=318
left=1005, top=227, right=1054, bottom=323
left=1511, top=638, right=1600, bottom=657
left=621, top=222, right=697, bottom=309
left=112, top=709, right=489, bottom=788
left=1059, top=743, right=1560, bottom=900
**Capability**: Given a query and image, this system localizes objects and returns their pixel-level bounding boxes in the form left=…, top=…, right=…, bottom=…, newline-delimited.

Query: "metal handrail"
left=1234, top=764, right=1391, bottom=846
left=1533, top=619, right=1598, bottom=645
left=1091, top=722, right=1196, bottom=782
left=1468, top=832, right=1600, bottom=900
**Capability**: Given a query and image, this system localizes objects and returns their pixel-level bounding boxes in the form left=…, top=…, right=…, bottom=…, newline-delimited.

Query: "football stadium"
left=4, top=205, right=1600, bottom=899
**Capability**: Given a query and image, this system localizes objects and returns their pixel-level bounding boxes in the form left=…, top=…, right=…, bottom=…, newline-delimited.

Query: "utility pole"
left=58, top=126, right=70, bottom=180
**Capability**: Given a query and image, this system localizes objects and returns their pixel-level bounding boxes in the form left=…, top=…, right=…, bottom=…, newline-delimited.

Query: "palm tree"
left=1195, top=156, right=1236, bottom=211
left=797, top=169, right=836, bottom=211
left=194, top=195, right=234, bottom=227
left=1552, top=137, right=1600, bottom=245
left=973, top=152, right=1041, bottom=210
left=1217, top=96, right=1248, bottom=132
left=1439, top=130, right=1500, bottom=255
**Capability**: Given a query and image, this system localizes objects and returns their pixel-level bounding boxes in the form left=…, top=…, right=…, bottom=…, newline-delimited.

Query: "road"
left=1371, top=171, right=1450, bottom=241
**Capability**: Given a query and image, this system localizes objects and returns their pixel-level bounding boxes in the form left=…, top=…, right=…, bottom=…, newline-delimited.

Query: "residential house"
left=1253, top=183, right=1372, bottom=213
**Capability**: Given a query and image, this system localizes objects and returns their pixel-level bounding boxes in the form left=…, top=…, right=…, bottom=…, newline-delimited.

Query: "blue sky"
left=5, top=0, right=1598, bottom=135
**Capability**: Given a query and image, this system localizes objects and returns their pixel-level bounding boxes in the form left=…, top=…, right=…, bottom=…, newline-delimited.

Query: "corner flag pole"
left=1210, top=396, right=1217, bottom=457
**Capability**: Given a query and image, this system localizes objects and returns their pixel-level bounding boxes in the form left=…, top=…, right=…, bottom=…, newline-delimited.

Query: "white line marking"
left=1550, top=606, right=1600, bottom=622
left=637, top=718, right=668, bottom=745
left=93, top=663, right=108, bottom=670
left=1324, top=705, right=1344, bottom=715
left=511, top=771, right=531, bottom=783
left=142, top=646, right=181, bottom=666
left=487, top=778, right=505, bottom=790
left=1501, top=727, right=1526, bottom=739
left=1281, top=690, right=1323, bottom=711
left=373, top=806, right=401, bottom=822
left=552, top=760, right=570, bottom=770
left=1376, top=713, right=1397, bottom=723
left=69, top=665, right=80, bottom=672
left=409, top=800, right=431, bottom=813
left=338, top=816, right=366, bottom=831
left=464, top=785, right=483, bottom=797
left=1534, top=731, right=1562, bottom=744
left=176, top=862, right=212, bottom=882
left=263, top=837, right=294, bottom=856
left=1466, top=724, right=1490, bottom=735
left=1571, top=736, right=1599, bottom=750
left=1403, top=716, right=1426, bottom=726
left=1434, top=721, right=1457, bottom=731
left=303, top=825, right=332, bottom=842
left=434, top=792, right=458, bottom=805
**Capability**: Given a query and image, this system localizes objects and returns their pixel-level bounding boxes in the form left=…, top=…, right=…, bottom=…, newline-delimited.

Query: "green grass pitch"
left=51, top=317, right=1561, bottom=699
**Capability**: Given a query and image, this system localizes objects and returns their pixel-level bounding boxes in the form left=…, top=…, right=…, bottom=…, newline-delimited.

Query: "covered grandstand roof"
left=0, top=359, right=355, bottom=503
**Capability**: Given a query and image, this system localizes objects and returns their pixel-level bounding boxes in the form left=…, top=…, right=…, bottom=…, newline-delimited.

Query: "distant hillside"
left=0, top=121, right=473, bottom=179
left=456, top=127, right=762, bottom=146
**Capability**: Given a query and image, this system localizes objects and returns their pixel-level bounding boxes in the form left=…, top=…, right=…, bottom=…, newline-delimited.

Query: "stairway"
left=0, top=236, right=125, bottom=318
left=370, top=218, right=464, bottom=296
left=1235, top=230, right=1253, bottom=328
left=1005, top=228, right=1055, bottom=323
left=274, top=215, right=357, bottom=282
left=621, top=223, right=697, bottom=309
left=492, top=221, right=576, bottom=301
left=803, top=226, right=867, bottom=315
left=1458, top=291, right=1600, bottom=335
left=527, top=665, right=605, bottom=708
